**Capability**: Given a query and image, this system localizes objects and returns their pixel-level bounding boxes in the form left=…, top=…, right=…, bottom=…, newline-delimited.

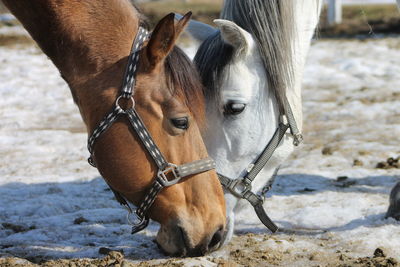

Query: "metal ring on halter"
left=157, top=163, right=181, bottom=187
left=115, top=95, right=135, bottom=111
left=127, top=210, right=146, bottom=227
left=88, top=156, right=96, bottom=168
left=226, top=178, right=253, bottom=199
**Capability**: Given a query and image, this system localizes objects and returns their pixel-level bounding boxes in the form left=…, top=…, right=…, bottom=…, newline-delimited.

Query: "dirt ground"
left=0, top=233, right=398, bottom=266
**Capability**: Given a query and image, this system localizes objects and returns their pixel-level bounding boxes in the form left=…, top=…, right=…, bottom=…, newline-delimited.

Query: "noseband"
left=87, top=27, right=215, bottom=234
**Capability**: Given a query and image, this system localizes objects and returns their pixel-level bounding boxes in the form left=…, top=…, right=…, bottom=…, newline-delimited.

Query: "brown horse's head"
left=2, top=0, right=225, bottom=255
left=84, top=13, right=226, bottom=256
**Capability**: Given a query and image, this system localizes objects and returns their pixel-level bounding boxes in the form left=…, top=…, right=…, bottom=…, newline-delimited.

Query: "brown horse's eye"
left=171, top=117, right=189, bottom=130
left=224, top=101, right=246, bottom=116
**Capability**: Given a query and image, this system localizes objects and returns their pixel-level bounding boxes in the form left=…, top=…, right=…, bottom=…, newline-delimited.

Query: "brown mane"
left=165, top=47, right=205, bottom=127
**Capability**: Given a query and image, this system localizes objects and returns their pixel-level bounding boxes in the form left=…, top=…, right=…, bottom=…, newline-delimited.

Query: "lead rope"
left=86, top=26, right=216, bottom=234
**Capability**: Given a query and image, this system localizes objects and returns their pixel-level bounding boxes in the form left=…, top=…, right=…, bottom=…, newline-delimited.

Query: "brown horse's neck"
left=2, top=0, right=139, bottom=87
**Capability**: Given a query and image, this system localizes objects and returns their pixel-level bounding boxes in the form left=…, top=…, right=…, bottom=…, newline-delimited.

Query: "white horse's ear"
left=213, top=19, right=254, bottom=58
left=174, top=13, right=218, bottom=43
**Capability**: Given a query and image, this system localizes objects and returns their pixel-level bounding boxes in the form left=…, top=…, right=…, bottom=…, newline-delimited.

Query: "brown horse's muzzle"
left=151, top=169, right=226, bottom=256
left=156, top=218, right=225, bottom=256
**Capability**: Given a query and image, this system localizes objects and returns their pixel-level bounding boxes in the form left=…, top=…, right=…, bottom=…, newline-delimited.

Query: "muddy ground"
left=0, top=233, right=398, bottom=266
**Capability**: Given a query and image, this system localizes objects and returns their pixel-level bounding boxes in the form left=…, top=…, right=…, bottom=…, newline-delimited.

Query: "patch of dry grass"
left=138, top=0, right=222, bottom=26
left=320, top=4, right=400, bottom=36
left=1, top=1, right=399, bottom=37
left=341, top=4, right=400, bottom=21
left=139, top=1, right=400, bottom=36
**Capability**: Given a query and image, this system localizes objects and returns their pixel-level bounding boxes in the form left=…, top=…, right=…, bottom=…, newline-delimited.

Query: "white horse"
left=181, top=0, right=323, bottom=245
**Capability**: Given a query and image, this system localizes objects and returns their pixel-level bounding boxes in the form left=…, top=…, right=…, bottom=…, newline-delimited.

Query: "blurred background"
left=143, top=0, right=400, bottom=36
left=1, top=0, right=400, bottom=37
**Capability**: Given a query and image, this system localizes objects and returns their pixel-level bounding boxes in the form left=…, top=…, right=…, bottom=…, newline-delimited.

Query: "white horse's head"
left=194, top=20, right=283, bottom=244
left=199, top=19, right=279, bottom=176
left=187, top=0, right=322, bottom=245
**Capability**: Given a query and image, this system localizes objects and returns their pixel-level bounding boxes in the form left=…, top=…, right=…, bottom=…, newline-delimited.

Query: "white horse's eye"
left=223, top=101, right=246, bottom=116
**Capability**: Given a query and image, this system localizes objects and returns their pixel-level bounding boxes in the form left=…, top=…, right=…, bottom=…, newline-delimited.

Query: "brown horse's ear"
left=147, top=12, right=192, bottom=69
left=175, top=11, right=192, bottom=36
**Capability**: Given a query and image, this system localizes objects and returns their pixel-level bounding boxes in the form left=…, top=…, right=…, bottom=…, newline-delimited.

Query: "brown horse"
left=2, top=0, right=226, bottom=256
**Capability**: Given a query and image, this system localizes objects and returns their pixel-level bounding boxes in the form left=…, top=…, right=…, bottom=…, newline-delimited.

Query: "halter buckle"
left=227, top=179, right=252, bottom=199
left=157, top=163, right=181, bottom=187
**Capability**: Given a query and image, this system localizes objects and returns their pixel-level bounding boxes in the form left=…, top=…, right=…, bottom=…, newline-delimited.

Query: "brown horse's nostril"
left=208, top=227, right=224, bottom=250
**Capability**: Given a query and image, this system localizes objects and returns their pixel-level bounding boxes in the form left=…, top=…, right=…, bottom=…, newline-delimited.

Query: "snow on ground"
left=0, top=26, right=400, bottom=265
left=238, top=37, right=400, bottom=259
